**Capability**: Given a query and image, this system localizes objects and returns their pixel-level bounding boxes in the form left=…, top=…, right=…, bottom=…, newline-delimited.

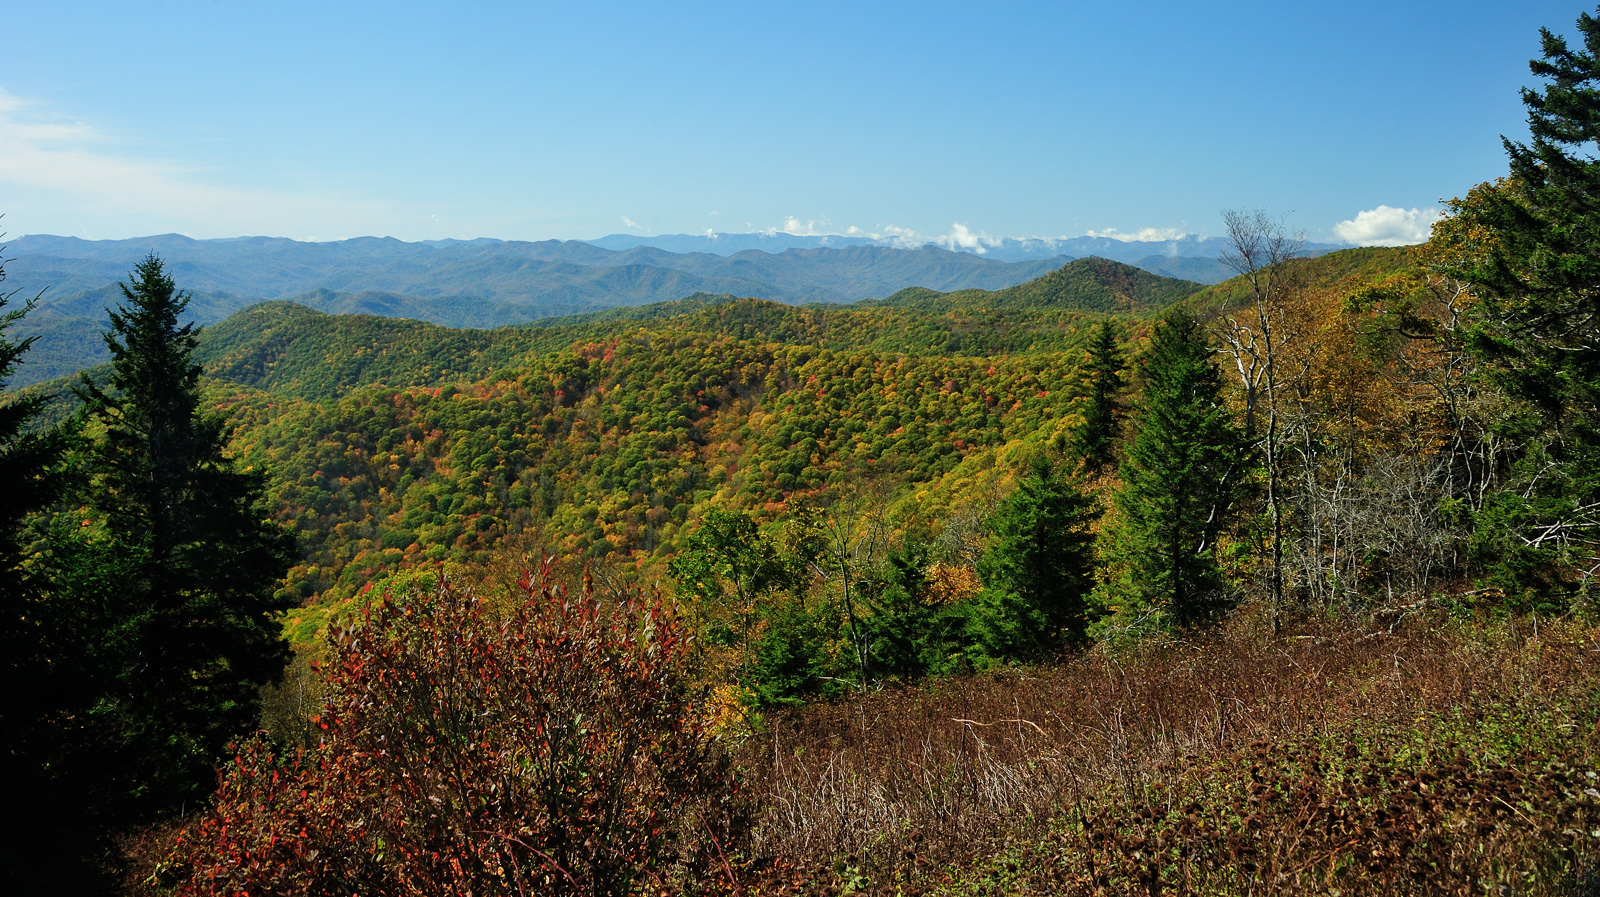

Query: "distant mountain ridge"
left=584, top=231, right=1346, bottom=276
left=3, top=233, right=1082, bottom=387
left=877, top=257, right=1201, bottom=314
left=5, top=229, right=1327, bottom=389
left=5, top=233, right=1085, bottom=311
left=186, top=258, right=1205, bottom=401
left=4, top=234, right=1071, bottom=306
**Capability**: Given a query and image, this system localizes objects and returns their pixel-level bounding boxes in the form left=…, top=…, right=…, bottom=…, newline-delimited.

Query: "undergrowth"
left=738, top=608, right=1600, bottom=895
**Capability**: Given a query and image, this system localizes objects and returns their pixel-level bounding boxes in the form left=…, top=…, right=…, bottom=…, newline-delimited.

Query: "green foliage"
left=1101, top=311, right=1245, bottom=630
left=1433, top=10, right=1600, bottom=600
left=65, top=256, right=295, bottom=821
left=855, top=544, right=970, bottom=679
left=1068, top=320, right=1125, bottom=472
left=969, top=455, right=1100, bottom=659
left=669, top=510, right=793, bottom=671
left=745, top=591, right=843, bottom=707
left=1467, top=435, right=1577, bottom=612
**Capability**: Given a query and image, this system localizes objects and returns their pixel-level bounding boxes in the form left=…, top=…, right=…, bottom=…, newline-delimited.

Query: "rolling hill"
left=876, top=256, right=1204, bottom=313
left=188, top=253, right=1207, bottom=400
left=4, top=234, right=1089, bottom=386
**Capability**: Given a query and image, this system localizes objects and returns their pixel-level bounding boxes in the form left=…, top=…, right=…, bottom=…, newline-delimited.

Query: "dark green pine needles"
left=1113, top=311, right=1245, bottom=628
left=1070, top=320, right=1126, bottom=474
left=75, top=255, right=295, bottom=819
left=1438, top=8, right=1600, bottom=601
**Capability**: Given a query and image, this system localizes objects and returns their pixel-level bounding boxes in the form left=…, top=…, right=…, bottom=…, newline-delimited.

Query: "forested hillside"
left=878, top=256, right=1202, bottom=313
left=12, top=219, right=1599, bottom=894
left=12, top=244, right=1355, bottom=657
left=6, top=235, right=1113, bottom=386
left=8, top=236, right=1525, bottom=663
left=9, top=8, right=1600, bottom=890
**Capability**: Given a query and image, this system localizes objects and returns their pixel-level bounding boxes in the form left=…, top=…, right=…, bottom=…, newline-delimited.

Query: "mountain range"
left=5, top=233, right=1076, bottom=307
left=588, top=231, right=1346, bottom=278
left=1, top=231, right=1251, bottom=387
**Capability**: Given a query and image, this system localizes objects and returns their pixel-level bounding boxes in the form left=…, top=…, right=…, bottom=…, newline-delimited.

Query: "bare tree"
left=1216, top=209, right=1305, bottom=629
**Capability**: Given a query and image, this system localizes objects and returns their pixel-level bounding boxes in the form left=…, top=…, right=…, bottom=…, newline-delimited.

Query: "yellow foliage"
left=923, top=562, right=982, bottom=605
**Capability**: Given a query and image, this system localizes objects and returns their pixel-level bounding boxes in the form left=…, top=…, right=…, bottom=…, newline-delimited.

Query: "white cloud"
left=1332, top=205, right=1441, bottom=247
left=932, top=222, right=1007, bottom=254
left=874, top=225, right=926, bottom=249
left=1083, top=226, right=1187, bottom=243
left=733, top=218, right=1203, bottom=254
left=0, top=87, right=397, bottom=238
left=765, top=216, right=834, bottom=237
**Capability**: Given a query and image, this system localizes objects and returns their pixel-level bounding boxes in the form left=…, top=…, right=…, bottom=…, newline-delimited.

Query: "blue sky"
left=0, top=1, right=1581, bottom=246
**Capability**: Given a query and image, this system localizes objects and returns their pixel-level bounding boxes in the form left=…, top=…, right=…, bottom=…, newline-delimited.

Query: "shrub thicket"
left=162, top=566, right=750, bottom=896
left=741, top=611, right=1600, bottom=895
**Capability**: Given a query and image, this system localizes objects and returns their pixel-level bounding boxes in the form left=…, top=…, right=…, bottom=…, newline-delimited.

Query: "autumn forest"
left=7, top=8, right=1600, bottom=897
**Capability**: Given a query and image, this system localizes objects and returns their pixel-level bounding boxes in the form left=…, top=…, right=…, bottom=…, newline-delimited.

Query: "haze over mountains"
left=589, top=230, right=1345, bottom=279
left=0, top=229, right=1337, bottom=387
left=7, top=231, right=1077, bottom=310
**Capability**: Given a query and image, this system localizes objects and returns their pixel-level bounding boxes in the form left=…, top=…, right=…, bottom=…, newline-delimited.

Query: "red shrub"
left=165, top=565, right=749, bottom=895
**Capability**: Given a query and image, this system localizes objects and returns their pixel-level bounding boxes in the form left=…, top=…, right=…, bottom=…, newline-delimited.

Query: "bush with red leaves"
left=162, top=567, right=750, bottom=895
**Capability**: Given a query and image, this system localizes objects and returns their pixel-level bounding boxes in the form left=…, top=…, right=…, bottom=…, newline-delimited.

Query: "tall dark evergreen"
left=1111, top=311, right=1244, bottom=628
left=0, top=243, right=59, bottom=703
left=971, top=454, right=1100, bottom=658
left=76, top=255, right=294, bottom=819
left=1071, top=320, right=1125, bottom=473
left=1436, top=8, right=1600, bottom=597
left=0, top=242, right=87, bottom=893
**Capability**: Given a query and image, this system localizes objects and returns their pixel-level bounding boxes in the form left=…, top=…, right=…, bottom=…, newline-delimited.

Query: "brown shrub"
left=740, top=609, right=1600, bottom=895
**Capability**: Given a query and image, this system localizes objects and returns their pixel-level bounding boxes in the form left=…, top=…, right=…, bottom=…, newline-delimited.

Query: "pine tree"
left=0, top=241, right=60, bottom=697
left=971, top=454, right=1100, bottom=659
left=1109, top=311, right=1244, bottom=629
left=0, top=239, right=90, bottom=893
left=1071, top=320, right=1125, bottom=473
left=1435, top=8, right=1600, bottom=596
left=76, top=255, right=294, bottom=819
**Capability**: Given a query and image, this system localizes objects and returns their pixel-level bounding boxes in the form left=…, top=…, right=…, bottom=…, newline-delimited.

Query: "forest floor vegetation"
left=737, top=602, right=1600, bottom=895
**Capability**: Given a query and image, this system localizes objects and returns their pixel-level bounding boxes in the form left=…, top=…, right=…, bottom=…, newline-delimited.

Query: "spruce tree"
left=0, top=241, right=88, bottom=893
left=0, top=243, right=59, bottom=704
left=971, top=454, right=1100, bottom=659
left=1071, top=320, right=1125, bottom=473
left=77, top=255, right=294, bottom=819
left=1436, top=8, right=1600, bottom=596
left=1110, top=311, right=1244, bottom=628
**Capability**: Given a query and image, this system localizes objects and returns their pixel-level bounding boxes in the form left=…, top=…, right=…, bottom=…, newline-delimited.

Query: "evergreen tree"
left=970, top=454, right=1100, bottom=659
left=0, top=242, right=59, bottom=711
left=1436, top=8, right=1600, bottom=597
left=0, top=240, right=93, bottom=893
left=1071, top=320, right=1125, bottom=473
left=75, top=255, right=294, bottom=819
left=1108, top=311, right=1244, bottom=629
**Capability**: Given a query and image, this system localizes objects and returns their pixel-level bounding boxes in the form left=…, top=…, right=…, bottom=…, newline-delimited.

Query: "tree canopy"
left=1104, top=311, right=1245, bottom=629
left=70, top=255, right=295, bottom=820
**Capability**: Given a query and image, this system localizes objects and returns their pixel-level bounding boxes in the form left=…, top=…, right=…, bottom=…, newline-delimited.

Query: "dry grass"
left=739, top=608, right=1600, bottom=895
